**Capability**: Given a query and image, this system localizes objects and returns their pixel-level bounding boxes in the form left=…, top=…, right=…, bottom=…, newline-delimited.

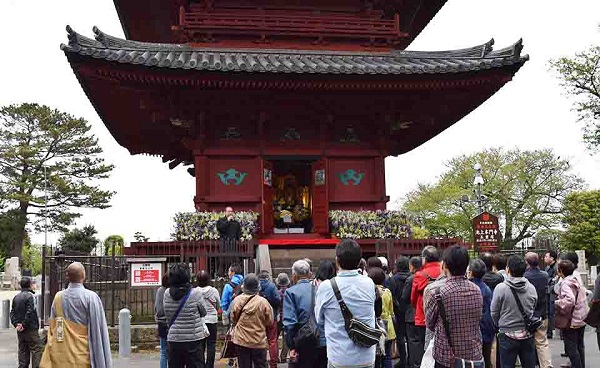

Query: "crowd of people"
left=8, top=240, right=600, bottom=368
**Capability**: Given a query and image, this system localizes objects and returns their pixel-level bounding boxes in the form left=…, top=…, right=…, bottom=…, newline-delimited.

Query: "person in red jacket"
left=410, top=246, right=441, bottom=368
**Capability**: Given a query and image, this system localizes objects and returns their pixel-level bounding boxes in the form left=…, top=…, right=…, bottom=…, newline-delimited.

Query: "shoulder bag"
left=220, top=295, right=256, bottom=359
left=555, top=282, right=579, bottom=330
left=508, top=287, right=543, bottom=333
left=437, top=294, right=485, bottom=368
left=169, top=289, right=192, bottom=329
left=293, top=283, right=320, bottom=350
left=330, top=277, right=383, bottom=348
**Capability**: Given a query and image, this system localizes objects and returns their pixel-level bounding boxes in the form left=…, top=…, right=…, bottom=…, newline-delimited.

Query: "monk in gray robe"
left=41, top=262, right=112, bottom=368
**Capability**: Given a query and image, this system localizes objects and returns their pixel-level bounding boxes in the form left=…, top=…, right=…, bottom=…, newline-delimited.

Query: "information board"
left=131, top=262, right=162, bottom=287
left=472, top=211, right=501, bottom=252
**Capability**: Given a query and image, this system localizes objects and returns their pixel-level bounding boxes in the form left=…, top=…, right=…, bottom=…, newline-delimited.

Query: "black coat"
left=10, top=290, right=39, bottom=331
left=401, top=274, right=416, bottom=323
left=482, top=271, right=504, bottom=292
left=524, top=268, right=549, bottom=319
left=390, top=271, right=411, bottom=318
left=216, top=217, right=242, bottom=240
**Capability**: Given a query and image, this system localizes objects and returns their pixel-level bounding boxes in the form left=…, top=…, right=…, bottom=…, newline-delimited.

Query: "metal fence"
left=40, top=240, right=256, bottom=326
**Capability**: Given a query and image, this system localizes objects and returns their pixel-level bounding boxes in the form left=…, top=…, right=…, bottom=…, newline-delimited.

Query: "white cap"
left=378, top=256, right=388, bottom=268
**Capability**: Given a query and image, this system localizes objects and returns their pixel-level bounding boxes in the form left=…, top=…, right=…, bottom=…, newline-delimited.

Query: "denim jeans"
left=160, top=337, right=168, bottom=368
left=384, top=340, right=393, bottom=368
left=497, top=334, right=536, bottom=368
left=563, top=326, right=585, bottom=368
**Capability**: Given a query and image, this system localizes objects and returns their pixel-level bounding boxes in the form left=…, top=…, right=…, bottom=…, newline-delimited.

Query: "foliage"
left=173, top=211, right=259, bottom=241
left=0, top=103, right=115, bottom=257
left=562, top=190, right=600, bottom=257
left=0, top=210, right=25, bottom=259
left=104, top=235, right=124, bottom=256
left=329, top=210, right=413, bottom=239
left=58, top=225, right=99, bottom=254
left=534, top=228, right=564, bottom=250
left=133, top=231, right=149, bottom=242
left=21, top=243, right=42, bottom=275
left=402, top=148, right=584, bottom=248
left=551, top=46, right=600, bottom=151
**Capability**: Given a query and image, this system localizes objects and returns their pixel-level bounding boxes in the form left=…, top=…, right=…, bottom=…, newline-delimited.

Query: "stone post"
left=119, top=308, right=131, bottom=357
left=0, top=300, right=10, bottom=329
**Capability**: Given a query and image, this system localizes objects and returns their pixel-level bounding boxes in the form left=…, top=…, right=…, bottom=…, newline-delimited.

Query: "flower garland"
left=172, top=211, right=259, bottom=241
left=329, top=210, right=413, bottom=239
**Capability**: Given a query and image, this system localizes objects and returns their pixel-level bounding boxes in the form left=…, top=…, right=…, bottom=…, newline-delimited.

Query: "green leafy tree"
left=533, top=228, right=564, bottom=250
left=21, top=242, right=42, bottom=275
left=402, top=148, right=584, bottom=248
left=551, top=46, right=600, bottom=151
left=133, top=231, right=149, bottom=242
left=58, top=225, right=99, bottom=254
left=0, top=103, right=114, bottom=258
left=0, top=210, right=25, bottom=259
left=562, top=190, right=600, bottom=257
left=104, top=235, right=124, bottom=256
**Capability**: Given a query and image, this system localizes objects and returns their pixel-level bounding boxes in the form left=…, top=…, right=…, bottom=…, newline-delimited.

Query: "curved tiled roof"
left=61, top=26, right=528, bottom=75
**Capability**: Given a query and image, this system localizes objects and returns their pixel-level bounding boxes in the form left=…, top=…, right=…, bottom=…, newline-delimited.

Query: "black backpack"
left=294, top=283, right=320, bottom=350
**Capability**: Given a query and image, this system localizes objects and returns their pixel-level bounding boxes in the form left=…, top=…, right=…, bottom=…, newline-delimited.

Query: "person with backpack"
left=389, top=256, right=410, bottom=368
left=275, top=273, right=291, bottom=363
left=230, top=274, right=274, bottom=368
left=222, top=263, right=244, bottom=324
left=283, top=259, right=324, bottom=368
left=163, top=263, right=209, bottom=368
left=258, top=270, right=281, bottom=368
left=410, top=246, right=441, bottom=368
left=196, top=270, right=221, bottom=368
left=402, top=257, right=421, bottom=368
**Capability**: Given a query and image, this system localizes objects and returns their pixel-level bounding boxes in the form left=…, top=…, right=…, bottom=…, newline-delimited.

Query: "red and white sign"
left=472, top=211, right=501, bottom=251
left=131, top=262, right=162, bottom=287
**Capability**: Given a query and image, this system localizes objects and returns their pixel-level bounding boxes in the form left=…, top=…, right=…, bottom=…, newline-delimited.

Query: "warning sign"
left=131, top=263, right=162, bottom=287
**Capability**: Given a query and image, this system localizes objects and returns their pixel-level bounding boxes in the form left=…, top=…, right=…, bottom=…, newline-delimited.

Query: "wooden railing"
left=174, top=5, right=407, bottom=40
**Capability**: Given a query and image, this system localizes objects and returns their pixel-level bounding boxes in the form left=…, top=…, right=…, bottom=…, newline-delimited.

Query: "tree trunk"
left=10, top=203, right=28, bottom=259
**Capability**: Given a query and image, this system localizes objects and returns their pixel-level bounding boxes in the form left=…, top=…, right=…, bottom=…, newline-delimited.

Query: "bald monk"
left=40, top=262, right=112, bottom=368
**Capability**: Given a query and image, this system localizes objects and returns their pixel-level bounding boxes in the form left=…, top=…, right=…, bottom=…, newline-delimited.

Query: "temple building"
left=62, top=0, right=527, bottom=273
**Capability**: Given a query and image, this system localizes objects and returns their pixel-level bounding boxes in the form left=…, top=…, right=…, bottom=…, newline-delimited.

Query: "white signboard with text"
left=131, top=262, right=162, bottom=287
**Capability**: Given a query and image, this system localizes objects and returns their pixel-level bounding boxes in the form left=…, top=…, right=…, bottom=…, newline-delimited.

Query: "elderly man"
left=524, top=252, right=552, bottom=368
left=217, top=206, right=242, bottom=252
left=11, top=276, right=42, bottom=368
left=316, top=239, right=376, bottom=368
left=40, top=262, right=111, bottom=368
left=283, top=259, right=325, bottom=367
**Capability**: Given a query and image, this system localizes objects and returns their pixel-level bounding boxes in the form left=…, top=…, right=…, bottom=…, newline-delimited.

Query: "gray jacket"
left=490, top=277, right=537, bottom=333
left=197, top=286, right=221, bottom=324
left=155, top=286, right=167, bottom=324
left=164, top=286, right=209, bottom=342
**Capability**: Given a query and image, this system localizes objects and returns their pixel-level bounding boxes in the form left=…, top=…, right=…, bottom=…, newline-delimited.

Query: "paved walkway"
left=0, top=328, right=598, bottom=367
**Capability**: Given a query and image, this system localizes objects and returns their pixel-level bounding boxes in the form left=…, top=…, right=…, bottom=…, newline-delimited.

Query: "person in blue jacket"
left=469, top=259, right=495, bottom=368
left=221, top=263, right=244, bottom=322
left=259, top=270, right=282, bottom=368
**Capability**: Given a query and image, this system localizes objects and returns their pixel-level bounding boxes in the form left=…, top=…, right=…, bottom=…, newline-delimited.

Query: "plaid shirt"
left=425, top=276, right=483, bottom=368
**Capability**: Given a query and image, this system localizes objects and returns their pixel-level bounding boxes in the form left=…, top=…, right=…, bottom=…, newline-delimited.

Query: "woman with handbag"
left=555, top=260, right=589, bottom=368
left=196, top=270, right=221, bottom=368
left=164, top=263, right=209, bottom=368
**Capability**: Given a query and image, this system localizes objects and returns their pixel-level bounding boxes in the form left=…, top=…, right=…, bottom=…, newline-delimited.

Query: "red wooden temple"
left=62, top=0, right=527, bottom=272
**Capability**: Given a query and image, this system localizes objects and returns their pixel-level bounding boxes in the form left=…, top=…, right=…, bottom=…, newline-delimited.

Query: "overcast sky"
left=1, top=1, right=599, bottom=246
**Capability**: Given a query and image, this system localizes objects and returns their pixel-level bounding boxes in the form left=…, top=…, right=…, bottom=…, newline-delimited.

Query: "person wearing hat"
left=230, top=273, right=274, bottom=368
left=276, top=273, right=291, bottom=362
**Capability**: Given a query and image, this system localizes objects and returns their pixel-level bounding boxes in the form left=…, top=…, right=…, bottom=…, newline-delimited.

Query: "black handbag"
left=437, top=295, right=485, bottom=368
left=294, top=283, right=320, bottom=350
left=509, top=287, right=543, bottom=333
left=585, top=300, right=600, bottom=328
left=331, top=277, right=383, bottom=348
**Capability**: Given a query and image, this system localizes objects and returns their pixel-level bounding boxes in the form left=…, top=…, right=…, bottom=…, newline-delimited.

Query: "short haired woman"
left=196, top=270, right=220, bottom=368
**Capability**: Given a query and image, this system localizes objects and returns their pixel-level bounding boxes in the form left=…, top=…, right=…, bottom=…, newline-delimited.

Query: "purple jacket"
left=555, top=275, right=588, bottom=328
